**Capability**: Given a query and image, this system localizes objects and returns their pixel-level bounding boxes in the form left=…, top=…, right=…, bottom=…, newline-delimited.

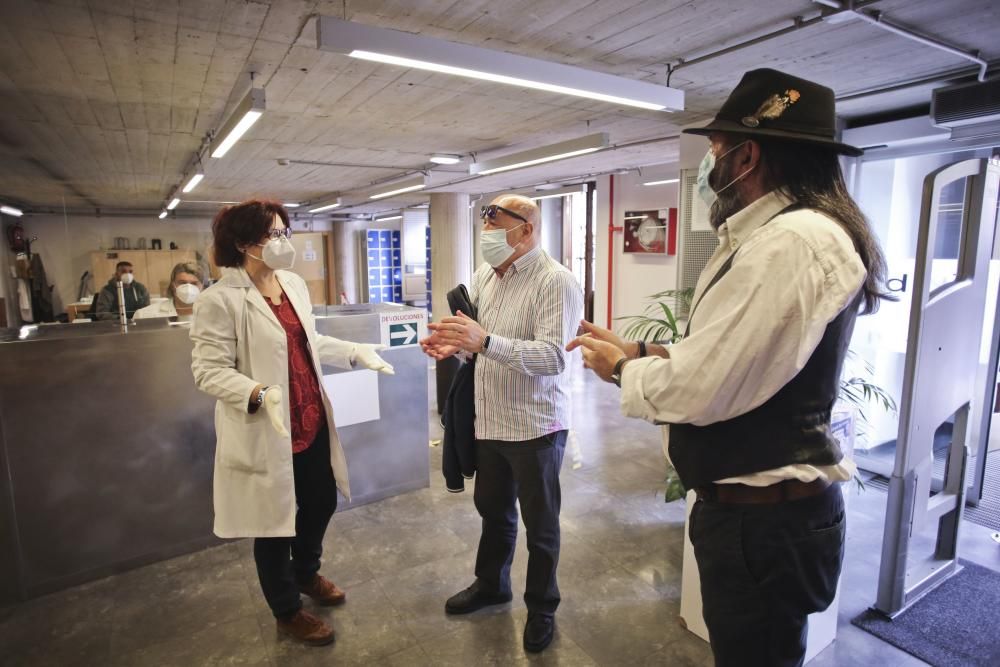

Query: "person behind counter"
left=95, top=261, right=150, bottom=320
left=190, top=199, right=394, bottom=648
left=134, top=262, right=205, bottom=319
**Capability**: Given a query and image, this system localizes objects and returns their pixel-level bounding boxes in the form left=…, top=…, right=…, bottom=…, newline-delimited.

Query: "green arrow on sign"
left=389, top=322, right=418, bottom=346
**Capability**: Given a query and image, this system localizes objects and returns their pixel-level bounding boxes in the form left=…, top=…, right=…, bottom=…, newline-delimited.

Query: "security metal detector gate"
left=874, top=158, right=1000, bottom=617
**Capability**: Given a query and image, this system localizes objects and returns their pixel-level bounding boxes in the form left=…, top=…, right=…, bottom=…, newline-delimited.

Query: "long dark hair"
left=755, top=138, right=892, bottom=314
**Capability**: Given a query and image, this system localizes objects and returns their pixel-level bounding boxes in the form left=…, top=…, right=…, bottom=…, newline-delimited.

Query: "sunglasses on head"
left=480, top=204, right=528, bottom=224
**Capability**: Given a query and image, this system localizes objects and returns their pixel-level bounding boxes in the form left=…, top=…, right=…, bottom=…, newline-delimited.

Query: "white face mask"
left=175, top=283, right=201, bottom=305
left=120, top=272, right=134, bottom=285
left=246, top=237, right=296, bottom=270
left=696, top=141, right=754, bottom=207
left=480, top=223, right=525, bottom=268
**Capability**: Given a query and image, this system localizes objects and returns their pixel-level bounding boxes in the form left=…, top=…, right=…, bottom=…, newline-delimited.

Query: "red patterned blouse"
left=266, top=293, right=325, bottom=453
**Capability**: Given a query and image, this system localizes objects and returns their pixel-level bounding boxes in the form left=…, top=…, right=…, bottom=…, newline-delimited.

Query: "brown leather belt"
left=694, top=478, right=832, bottom=505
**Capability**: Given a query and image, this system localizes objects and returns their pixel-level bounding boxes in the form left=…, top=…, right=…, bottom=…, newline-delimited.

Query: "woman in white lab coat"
left=190, top=199, right=393, bottom=646
left=135, top=261, right=204, bottom=319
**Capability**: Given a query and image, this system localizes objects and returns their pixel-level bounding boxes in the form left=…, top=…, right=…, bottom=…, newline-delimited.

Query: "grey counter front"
left=0, top=303, right=429, bottom=604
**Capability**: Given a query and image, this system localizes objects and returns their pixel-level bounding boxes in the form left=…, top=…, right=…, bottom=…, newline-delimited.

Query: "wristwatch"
left=637, top=340, right=647, bottom=358
left=481, top=334, right=491, bottom=352
left=611, top=358, right=628, bottom=387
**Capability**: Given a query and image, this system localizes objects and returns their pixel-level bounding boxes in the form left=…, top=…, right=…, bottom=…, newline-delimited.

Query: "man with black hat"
left=568, top=68, right=890, bottom=666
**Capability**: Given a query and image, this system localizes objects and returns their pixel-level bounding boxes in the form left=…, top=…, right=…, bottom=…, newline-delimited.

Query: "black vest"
left=668, top=208, right=860, bottom=490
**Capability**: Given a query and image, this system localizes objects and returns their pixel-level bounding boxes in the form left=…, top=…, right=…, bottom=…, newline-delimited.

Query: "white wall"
left=593, top=164, right=680, bottom=333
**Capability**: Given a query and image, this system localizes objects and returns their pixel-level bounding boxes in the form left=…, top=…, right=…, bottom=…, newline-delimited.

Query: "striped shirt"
left=471, top=246, right=584, bottom=442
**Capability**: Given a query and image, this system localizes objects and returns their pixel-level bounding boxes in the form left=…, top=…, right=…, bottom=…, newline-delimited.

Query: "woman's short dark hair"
left=211, top=199, right=289, bottom=268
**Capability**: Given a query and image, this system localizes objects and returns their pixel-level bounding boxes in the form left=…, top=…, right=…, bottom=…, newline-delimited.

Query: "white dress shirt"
left=620, top=191, right=865, bottom=486
left=472, top=246, right=584, bottom=442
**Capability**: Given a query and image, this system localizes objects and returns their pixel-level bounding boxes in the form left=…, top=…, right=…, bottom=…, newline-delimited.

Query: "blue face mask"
left=696, top=141, right=752, bottom=208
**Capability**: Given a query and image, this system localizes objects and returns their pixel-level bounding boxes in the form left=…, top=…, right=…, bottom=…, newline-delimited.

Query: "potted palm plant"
left=618, top=290, right=896, bottom=501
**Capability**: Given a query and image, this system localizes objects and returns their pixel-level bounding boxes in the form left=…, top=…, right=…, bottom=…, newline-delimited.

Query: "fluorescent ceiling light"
left=158, top=211, right=168, bottom=219
left=182, top=173, right=204, bottom=193
left=369, top=175, right=426, bottom=200
left=1, top=204, right=24, bottom=217
left=284, top=202, right=300, bottom=208
left=308, top=197, right=342, bottom=213
left=471, top=133, right=608, bottom=176
left=210, top=88, right=266, bottom=158
left=316, top=17, right=684, bottom=112
left=530, top=185, right=586, bottom=201
left=167, top=198, right=181, bottom=210
left=643, top=178, right=679, bottom=186
left=430, top=154, right=461, bottom=165
left=375, top=215, right=403, bottom=221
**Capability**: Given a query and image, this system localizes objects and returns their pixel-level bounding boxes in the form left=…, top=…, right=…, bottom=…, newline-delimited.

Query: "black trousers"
left=689, top=482, right=846, bottom=667
left=473, top=431, right=566, bottom=616
left=253, top=426, right=337, bottom=619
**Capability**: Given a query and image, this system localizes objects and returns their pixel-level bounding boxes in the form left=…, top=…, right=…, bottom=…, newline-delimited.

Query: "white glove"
left=353, top=343, right=395, bottom=375
left=262, top=386, right=290, bottom=437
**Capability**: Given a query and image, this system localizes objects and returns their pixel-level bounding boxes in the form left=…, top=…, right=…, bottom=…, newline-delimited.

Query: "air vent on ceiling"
left=931, top=78, right=1000, bottom=129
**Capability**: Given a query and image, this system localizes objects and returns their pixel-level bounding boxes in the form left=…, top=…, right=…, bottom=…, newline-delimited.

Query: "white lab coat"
left=134, top=299, right=177, bottom=319
left=190, top=267, right=355, bottom=538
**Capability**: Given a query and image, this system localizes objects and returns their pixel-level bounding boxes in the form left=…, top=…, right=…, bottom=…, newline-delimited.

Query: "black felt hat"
left=682, top=68, right=862, bottom=157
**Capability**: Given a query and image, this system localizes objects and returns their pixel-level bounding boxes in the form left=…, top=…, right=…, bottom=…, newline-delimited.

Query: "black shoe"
left=523, top=613, right=554, bottom=653
left=444, top=581, right=513, bottom=615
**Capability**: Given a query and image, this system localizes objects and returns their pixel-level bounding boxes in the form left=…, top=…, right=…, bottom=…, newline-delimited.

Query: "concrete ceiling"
left=0, top=0, right=997, bottom=216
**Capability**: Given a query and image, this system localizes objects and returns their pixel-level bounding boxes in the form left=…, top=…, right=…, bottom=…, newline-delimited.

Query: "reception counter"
left=0, top=303, right=429, bottom=604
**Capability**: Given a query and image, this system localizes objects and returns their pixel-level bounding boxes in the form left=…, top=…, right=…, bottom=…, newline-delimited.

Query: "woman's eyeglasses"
left=480, top=204, right=528, bottom=224
left=267, top=228, right=293, bottom=240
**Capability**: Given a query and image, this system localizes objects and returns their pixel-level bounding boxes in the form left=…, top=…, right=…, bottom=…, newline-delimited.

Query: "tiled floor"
left=2, top=369, right=999, bottom=666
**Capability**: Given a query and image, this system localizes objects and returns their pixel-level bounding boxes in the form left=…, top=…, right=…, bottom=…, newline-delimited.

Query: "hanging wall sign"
left=623, top=209, right=676, bottom=254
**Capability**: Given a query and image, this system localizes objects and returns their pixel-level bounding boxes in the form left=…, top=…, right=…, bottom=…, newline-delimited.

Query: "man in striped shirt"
left=422, top=194, right=583, bottom=653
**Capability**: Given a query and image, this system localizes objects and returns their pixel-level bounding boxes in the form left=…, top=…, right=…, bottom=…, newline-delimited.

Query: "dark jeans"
left=689, top=483, right=846, bottom=667
left=473, top=431, right=566, bottom=616
left=253, top=426, right=337, bottom=619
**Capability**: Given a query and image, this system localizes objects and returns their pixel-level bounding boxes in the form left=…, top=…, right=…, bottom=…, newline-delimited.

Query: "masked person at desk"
left=134, top=262, right=204, bottom=320
left=568, top=69, right=891, bottom=667
left=190, top=199, right=394, bottom=647
left=95, top=261, right=150, bottom=320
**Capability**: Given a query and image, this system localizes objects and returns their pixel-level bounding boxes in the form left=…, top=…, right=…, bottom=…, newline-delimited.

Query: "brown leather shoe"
left=298, top=575, right=347, bottom=606
left=276, top=609, right=335, bottom=646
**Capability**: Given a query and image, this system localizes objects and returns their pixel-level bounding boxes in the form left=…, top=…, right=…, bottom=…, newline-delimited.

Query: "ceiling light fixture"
left=166, top=197, right=181, bottom=210
left=182, top=173, right=204, bottom=193
left=471, top=133, right=608, bottom=176
left=284, top=202, right=301, bottom=208
left=369, top=175, right=426, bottom=200
left=210, top=88, right=266, bottom=158
left=430, top=154, right=461, bottom=165
left=316, top=17, right=684, bottom=112
left=375, top=215, right=403, bottom=222
left=1, top=204, right=24, bottom=217
left=529, top=185, right=587, bottom=201
left=308, top=197, right=342, bottom=213
left=158, top=211, right=168, bottom=219
left=642, top=178, right=679, bottom=186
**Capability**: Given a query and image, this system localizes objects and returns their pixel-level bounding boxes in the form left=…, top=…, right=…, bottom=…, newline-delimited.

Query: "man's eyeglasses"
left=480, top=204, right=528, bottom=224
left=266, top=228, right=293, bottom=240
